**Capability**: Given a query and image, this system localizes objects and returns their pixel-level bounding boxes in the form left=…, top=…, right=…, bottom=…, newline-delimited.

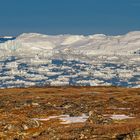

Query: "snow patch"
left=110, top=114, right=134, bottom=120
left=33, top=114, right=88, bottom=124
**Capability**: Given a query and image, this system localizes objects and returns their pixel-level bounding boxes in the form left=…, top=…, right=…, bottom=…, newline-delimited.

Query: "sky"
left=0, top=0, right=140, bottom=36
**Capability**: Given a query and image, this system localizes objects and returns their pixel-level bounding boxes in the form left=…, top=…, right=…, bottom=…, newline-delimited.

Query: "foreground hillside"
left=0, top=87, right=140, bottom=139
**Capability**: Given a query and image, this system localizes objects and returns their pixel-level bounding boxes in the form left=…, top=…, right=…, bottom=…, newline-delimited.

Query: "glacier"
left=0, top=31, right=140, bottom=88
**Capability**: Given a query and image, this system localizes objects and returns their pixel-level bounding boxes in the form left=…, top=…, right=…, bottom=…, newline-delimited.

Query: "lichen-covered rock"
left=87, top=110, right=113, bottom=124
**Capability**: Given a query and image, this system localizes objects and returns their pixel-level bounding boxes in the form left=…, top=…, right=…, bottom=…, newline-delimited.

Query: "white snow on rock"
left=33, top=114, right=88, bottom=124
left=60, top=114, right=88, bottom=124
left=110, top=114, right=134, bottom=120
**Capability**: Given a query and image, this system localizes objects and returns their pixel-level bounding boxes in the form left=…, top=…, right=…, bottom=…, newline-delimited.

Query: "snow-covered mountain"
left=0, top=31, right=140, bottom=88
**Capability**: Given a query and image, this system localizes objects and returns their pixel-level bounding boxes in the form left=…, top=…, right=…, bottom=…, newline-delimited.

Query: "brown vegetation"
left=0, top=86, right=140, bottom=139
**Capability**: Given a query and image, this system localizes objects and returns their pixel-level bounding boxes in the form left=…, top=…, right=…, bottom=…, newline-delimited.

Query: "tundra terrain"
left=0, top=87, right=140, bottom=140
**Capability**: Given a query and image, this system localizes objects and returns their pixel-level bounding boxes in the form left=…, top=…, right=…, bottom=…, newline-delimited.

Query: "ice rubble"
left=0, top=31, right=140, bottom=88
left=0, top=31, right=140, bottom=58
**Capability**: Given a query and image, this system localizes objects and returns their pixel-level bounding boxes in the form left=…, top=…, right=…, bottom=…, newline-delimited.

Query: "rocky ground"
left=0, top=86, right=140, bottom=140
